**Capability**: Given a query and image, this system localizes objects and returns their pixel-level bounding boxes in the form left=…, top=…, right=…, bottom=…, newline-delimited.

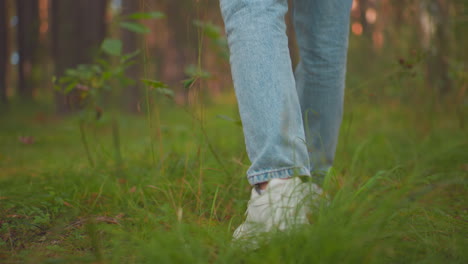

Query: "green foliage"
left=183, top=64, right=211, bottom=90
left=119, top=11, right=165, bottom=34
left=142, top=79, right=174, bottom=99
left=126, top=11, right=165, bottom=20
left=194, top=20, right=229, bottom=60
left=53, top=11, right=167, bottom=170
left=119, top=22, right=151, bottom=34
left=1, top=98, right=466, bottom=263
left=216, top=114, right=243, bottom=127
left=54, top=10, right=167, bottom=116
left=53, top=50, right=137, bottom=116
left=101, top=39, right=123, bottom=56
left=2, top=3, right=468, bottom=264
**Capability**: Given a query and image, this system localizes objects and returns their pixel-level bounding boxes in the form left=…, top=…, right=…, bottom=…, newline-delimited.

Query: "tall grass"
left=0, top=95, right=466, bottom=263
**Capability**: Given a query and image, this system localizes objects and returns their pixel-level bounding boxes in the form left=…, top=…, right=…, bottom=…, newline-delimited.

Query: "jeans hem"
left=247, top=167, right=311, bottom=185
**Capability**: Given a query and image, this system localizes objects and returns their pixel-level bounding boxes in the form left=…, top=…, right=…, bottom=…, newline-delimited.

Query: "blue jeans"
left=219, top=0, right=352, bottom=185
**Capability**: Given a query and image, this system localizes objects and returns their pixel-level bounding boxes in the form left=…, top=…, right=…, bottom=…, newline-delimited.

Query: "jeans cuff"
left=247, top=167, right=311, bottom=185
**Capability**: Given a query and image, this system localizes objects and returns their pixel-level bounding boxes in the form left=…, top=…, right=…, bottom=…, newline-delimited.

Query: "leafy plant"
left=54, top=11, right=166, bottom=168
left=194, top=20, right=229, bottom=61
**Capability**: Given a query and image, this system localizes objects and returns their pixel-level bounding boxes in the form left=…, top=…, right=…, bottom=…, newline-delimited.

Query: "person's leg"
left=219, top=0, right=310, bottom=186
left=293, top=0, right=352, bottom=180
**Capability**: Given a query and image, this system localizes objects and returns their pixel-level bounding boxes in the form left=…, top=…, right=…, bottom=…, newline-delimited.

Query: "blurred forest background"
left=0, top=0, right=466, bottom=113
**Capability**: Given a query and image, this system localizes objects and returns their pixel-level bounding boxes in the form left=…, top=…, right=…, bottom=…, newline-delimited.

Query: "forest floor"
left=0, top=94, right=467, bottom=263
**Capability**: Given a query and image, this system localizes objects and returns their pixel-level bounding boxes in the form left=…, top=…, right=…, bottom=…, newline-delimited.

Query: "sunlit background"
left=1, top=0, right=466, bottom=111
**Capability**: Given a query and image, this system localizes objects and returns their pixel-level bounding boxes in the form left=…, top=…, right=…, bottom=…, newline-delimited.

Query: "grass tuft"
left=0, top=99, right=466, bottom=263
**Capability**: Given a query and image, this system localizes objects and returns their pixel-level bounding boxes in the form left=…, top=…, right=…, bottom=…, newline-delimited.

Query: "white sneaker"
left=233, top=177, right=324, bottom=244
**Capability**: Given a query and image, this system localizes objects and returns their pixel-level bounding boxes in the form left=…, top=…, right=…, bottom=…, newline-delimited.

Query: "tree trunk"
left=427, top=0, right=452, bottom=95
left=51, top=0, right=108, bottom=113
left=17, top=0, right=40, bottom=100
left=287, top=0, right=299, bottom=68
left=359, top=0, right=370, bottom=37
left=122, top=0, right=142, bottom=113
left=164, top=1, right=191, bottom=89
left=77, top=0, right=108, bottom=64
left=0, top=0, right=8, bottom=105
left=51, top=0, right=80, bottom=113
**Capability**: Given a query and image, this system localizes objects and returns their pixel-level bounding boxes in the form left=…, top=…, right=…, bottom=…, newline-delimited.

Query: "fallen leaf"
left=67, top=216, right=121, bottom=229
left=7, top=214, right=26, bottom=219
left=118, top=178, right=127, bottom=184
left=94, top=216, right=120, bottom=225
left=115, top=213, right=125, bottom=219
left=19, top=136, right=35, bottom=144
left=462, top=164, right=468, bottom=172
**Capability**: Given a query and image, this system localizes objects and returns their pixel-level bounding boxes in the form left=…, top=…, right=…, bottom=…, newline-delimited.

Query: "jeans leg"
left=293, top=0, right=352, bottom=175
left=220, top=0, right=310, bottom=185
